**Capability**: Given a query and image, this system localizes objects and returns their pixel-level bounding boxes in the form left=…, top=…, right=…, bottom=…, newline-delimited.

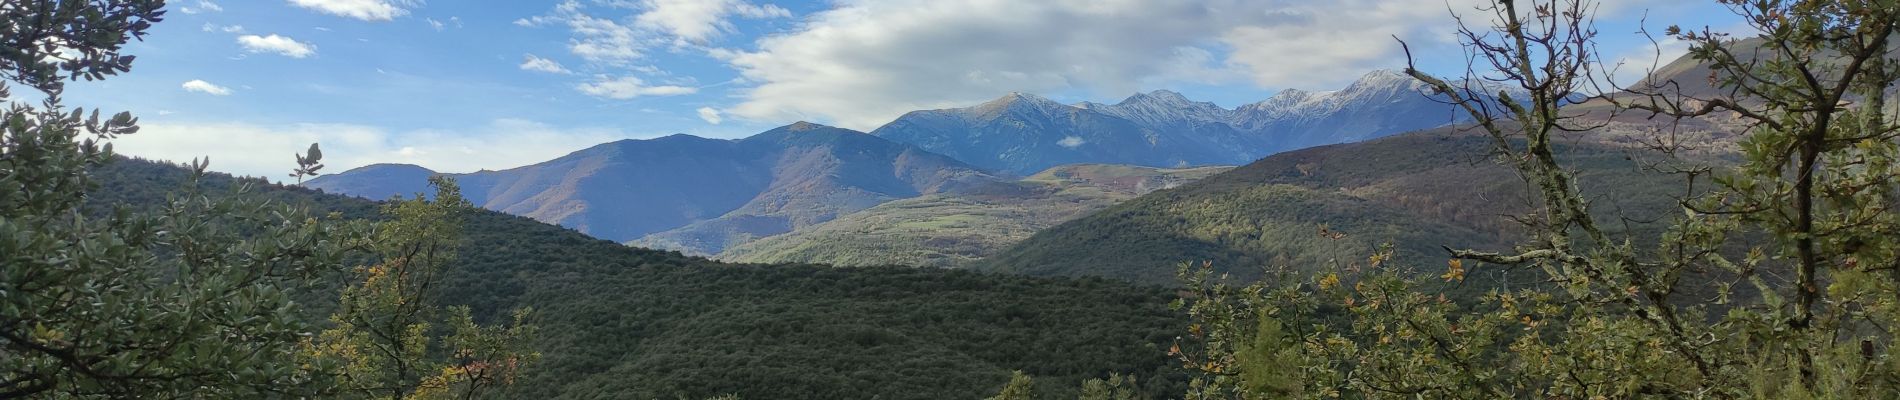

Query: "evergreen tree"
left=1, top=1, right=376, bottom=397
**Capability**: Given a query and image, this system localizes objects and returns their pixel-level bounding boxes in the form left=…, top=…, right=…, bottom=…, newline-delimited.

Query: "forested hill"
left=982, top=126, right=1691, bottom=285
left=91, top=157, right=1189, bottom=399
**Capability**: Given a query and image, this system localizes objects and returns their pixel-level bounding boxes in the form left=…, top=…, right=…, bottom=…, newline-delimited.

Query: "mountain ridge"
left=308, top=122, right=995, bottom=248
left=308, top=68, right=1495, bottom=254
left=871, top=69, right=1482, bottom=175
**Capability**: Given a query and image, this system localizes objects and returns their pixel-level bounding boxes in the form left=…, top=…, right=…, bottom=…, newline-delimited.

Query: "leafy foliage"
left=1079, top=372, right=1146, bottom=400
left=307, top=177, right=538, bottom=400
left=987, top=371, right=1035, bottom=400
left=0, top=1, right=374, bottom=397
left=1169, top=0, right=1900, bottom=398
left=0, top=0, right=163, bottom=94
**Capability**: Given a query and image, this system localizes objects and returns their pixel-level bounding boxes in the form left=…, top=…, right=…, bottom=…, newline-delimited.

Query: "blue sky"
left=63, top=0, right=1744, bottom=178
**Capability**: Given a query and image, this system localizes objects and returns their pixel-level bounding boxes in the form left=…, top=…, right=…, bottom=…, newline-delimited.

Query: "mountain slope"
left=1228, top=70, right=1472, bottom=148
left=982, top=127, right=1687, bottom=285
left=629, top=122, right=996, bottom=255
left=301, top=163, right=437, bottom=201
left=306, top=122, right=995, bottom=247
left=96, top=157, right=1188, bottom=399
left=719, top=164, right=1231, bottom=268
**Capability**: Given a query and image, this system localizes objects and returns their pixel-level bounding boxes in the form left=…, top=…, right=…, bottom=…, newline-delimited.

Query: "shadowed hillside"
left=307, top=122, right=996, bottom=251
left=97, top=157, right=1187, bottom=400
left=982, top=126, right=1693, bottom=285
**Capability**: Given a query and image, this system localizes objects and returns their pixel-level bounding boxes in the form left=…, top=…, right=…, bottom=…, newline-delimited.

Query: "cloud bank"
left=576, top=75, right=698, bottom=99
left=112, top=119, right=638, bottom=179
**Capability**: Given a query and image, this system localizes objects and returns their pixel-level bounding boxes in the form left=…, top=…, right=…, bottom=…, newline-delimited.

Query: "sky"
left=55, top=0, right=1746, bottom=179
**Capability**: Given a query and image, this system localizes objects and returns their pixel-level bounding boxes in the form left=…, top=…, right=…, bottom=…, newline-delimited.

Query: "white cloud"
left=520, top=0, right=791, bottom=64
left=202, top=23, right=245, bottom=33
left=238, top=34, right=316, bottom=58
left=1605, top=36, right=1692, bottom=89
left=181, top=1, right=222, bottom=14
left=734, top=3, right=791, bottom=19
left=576, top=75, right=697, bottom=99
left=697, top=107, right=722, bottom=124
left=181, top=80, right=233, bottom=95
left=289, top=0, right=419, bottom=22
left=721, top=0, right=1484, bottom=130
left=111, top=119, right=637, bottom=179
left=1056, top=136, right=1085, bottom=148
left=636, top=0, right=792, bottom=44
left=519, top=54, right=573, bottom=74
left=566, top=10, right=647, bottom=64
left=424, top=17, right=461, bottom=31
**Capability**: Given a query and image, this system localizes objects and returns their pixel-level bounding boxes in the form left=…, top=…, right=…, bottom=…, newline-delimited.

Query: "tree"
left=308, top=176, right=537, bottom=400
left=986, top=371, right=1035, bottom=400
left=1078, top=373, right=1144, bottom=400
left=293, top=143, right=324, bottom=183
left=1173, top=0, right=1900, bottom=398
left=0, top=0, right=162, bottom=95
left=1, top=1, right=377, bottom=397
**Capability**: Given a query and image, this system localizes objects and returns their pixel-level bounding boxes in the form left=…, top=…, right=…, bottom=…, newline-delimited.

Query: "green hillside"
left=94, top=157, right=1188, bottom=399
left=720, top=164, right=1231, bottom=268
left=983, top=129, right=1691, bottom=285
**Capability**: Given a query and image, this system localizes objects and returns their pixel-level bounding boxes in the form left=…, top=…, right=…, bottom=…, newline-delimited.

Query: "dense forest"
left=90, top=157, right=1189, bottom=399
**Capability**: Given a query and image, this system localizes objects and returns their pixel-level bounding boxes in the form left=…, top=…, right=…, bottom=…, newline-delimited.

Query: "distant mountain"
left=1076, top=89, right=1234, bottom=133
left=874, top=70, right=1478, bottom=175
left=719, top=164, right=1231, bottom=268
left=301, top=163, right=437, bottom=201
left=870, top=93, right=1249, bottom=176
left=1228, top=70, right=1473, bottom=148
left=629, top=122, right=996, bottom=255
left=308, top=69, right=1492, bottom=254
left=307, top=122, right=995, bottom=247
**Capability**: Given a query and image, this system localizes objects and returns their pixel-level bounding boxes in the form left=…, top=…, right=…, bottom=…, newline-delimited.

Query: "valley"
left=308, top=71, right=1487, bottom=269
left=721, top=164, right=1231, bottom=268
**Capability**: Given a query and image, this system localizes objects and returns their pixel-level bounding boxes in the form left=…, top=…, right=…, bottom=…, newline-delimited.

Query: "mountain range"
left=307, top=70, right=1476, bottom=256
left=309, top=122, right=993, bottom=250
left=874, top=70, right=1477, bottom=175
